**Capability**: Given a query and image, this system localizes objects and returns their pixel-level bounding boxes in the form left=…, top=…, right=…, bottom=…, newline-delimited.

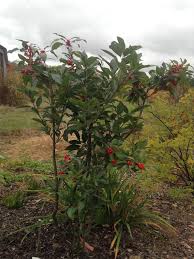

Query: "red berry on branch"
left=111, top=159, right=117, bottom=166
left=127, top=160, right=133, bottom=166
left=171, top=80, right=177, bottom=86
left=106, top=147, right=113, bottom=155
left=58, top=171, right=65, bottom=175
left=64, top=153, right=71, bottom=162
left=136, top=162, right=145, bottom=170
left=66, top=59, right=73, bottom=66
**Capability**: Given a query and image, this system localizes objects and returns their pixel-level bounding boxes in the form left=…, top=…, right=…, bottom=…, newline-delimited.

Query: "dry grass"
left=0, top=130, right=66, bottom=160
left=0, top=64, right=27, bottom=106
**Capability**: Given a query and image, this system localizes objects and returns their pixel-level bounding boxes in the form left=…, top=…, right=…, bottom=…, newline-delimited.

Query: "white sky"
left=1, top=0, right=194, bottom=65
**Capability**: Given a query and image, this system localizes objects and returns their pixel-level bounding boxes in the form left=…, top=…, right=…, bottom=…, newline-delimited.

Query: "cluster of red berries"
left=24, top=46, right=33, bottom=59
left=171, top=64, right=183, bottom=74
left=106, top=147, right=145, bottom=170
left=64, top=39, right=75, bottom=67
left=168, top=64, right=183, bottom=86
left=57, top=153, right=72, bottom=175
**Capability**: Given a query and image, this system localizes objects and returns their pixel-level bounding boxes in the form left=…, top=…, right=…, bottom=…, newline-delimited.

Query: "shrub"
left=144, top=90, right=194, bottom=189
left=0, top=63, right=27, bottom=106
left=13, top=35, right=190, bottom=257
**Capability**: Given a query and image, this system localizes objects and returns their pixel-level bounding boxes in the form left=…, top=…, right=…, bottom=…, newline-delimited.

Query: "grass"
left=4, top=159, right=53, bottom=174
left=0, top=160, right=53, bottom=209
left=168, top=187, right=193, bottom=201
left=0, top=106, right=39, bottom=133
left=1, top=191, right=26, bottom=209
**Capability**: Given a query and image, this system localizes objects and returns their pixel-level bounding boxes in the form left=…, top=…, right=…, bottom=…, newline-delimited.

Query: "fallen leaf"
left=80, top=237, right=94, bottom=252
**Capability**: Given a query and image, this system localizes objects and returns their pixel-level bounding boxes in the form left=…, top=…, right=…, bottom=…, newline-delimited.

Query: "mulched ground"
left=0, top=193, right=193, bottom=259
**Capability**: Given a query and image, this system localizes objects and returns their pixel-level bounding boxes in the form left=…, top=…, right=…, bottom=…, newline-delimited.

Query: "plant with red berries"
left=11, top=36, right=84, bottom=223
left=12, top=35, right=191, bottom=258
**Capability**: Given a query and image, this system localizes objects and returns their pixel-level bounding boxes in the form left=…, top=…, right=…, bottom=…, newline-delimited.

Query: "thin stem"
left=86, top=123, right=92, bottom=173
left=49, top=85, right=59, bottom=224
left=52, top=120, right=59, bottom=224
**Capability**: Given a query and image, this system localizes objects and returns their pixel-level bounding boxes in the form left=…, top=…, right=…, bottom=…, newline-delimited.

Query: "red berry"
left=64, top=153, right=71, bottom=162
left=106, top=147, right=113, bottom=155
left=136, top=162, right=145, bottom=170
left=111, top=159, right=117, bottom=166
left=171, top=80, right=177, bottom=86
left=127, top=160, right=133, bottom=166
left=58, top=171, right=65, bottom=175
left=66, top=59, right=73, bottom=66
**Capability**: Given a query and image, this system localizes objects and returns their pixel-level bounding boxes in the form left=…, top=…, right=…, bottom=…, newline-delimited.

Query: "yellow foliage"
left=141, top=88, right=194, bottom=187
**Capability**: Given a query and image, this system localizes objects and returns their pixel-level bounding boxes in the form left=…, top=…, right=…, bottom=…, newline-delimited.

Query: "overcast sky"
left=1, top=0, right=194, bottom=65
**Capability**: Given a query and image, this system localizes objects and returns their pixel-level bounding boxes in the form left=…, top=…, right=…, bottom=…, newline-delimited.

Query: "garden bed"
left=0, top=192, right=193, bottom=259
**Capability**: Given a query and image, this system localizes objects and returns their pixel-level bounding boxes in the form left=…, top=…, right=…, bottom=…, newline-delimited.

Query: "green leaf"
left=67, top=207, right=77, bottom=220
left=51, top=42, right=63, bottom=51
left=0, top=155, right=5, bottom=160
left=116, top=152, right=128, bottom=160
left=110, top=58, right=118, bottom=73
left=109, top=41, right=123, bottom=56
left=78, top=201, right=85, bottom=213
left=59, top=58, right=67, bottom=63
left=66, top=144, right=80, bottom=151
left=18, top=54, right=28, bottom=62
left=117, top=102, right=128, bottom=114
left=8, top=48, right=19, bottom=54
left=102, top=49, right=117, bottom=59
left=111, top=139, right=123, bottom=146
left=130, top=45, right=142, bottom=51
left=87, top=56, right=99, bottom=66
left=36, top=96, right=42, bottom=107
left=69, top=140, right=81, bottom=145
left=17, top=39, right=29, bottom=49
left=117, top=36, right=125, bottom=50
left=51, top=73, right=62, bottom=84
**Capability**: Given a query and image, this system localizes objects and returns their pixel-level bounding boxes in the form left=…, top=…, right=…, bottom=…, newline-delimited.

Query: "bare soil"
left=0, top=186, right=193, bottom=258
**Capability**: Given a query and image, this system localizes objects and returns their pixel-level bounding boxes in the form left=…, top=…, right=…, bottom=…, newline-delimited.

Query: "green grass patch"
left=3, top=159, right=53, bottom=174
left=168, top=187, right=193, bottom=201
left=1, top=191, right=26, bottom=209
left=0, top=159, right=53, bottom=190
left=0, top=170, right=25, bottom=185
left=0, top=105, right=39, bottom=133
